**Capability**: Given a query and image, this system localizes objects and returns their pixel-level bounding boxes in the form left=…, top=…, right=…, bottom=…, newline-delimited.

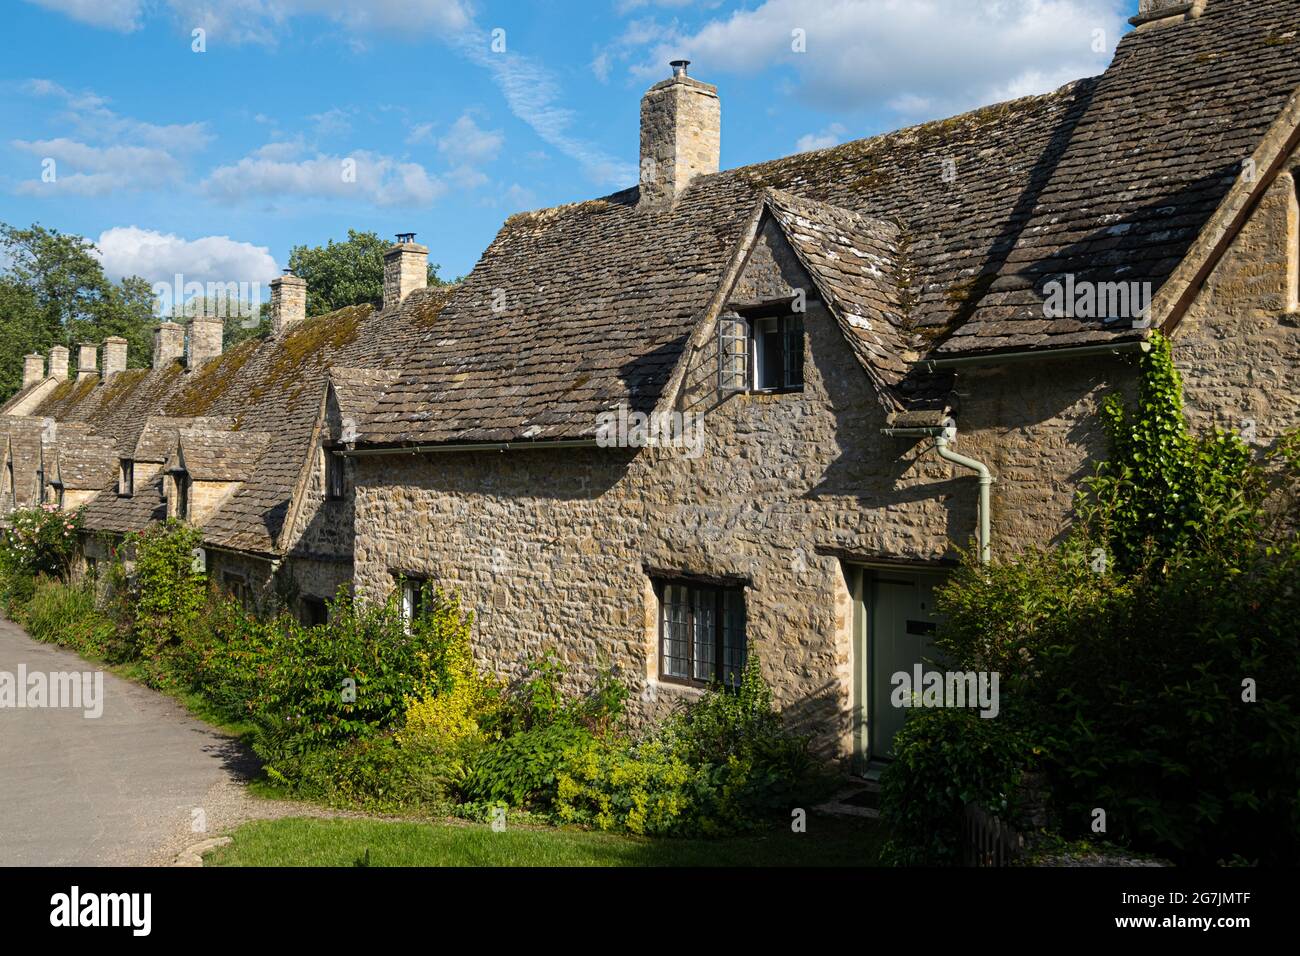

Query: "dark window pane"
left=784, top=315, right=805, bottom=388
left=692, top=588, right=716, bottom=682
left=661, top=584, right=690, bottom=678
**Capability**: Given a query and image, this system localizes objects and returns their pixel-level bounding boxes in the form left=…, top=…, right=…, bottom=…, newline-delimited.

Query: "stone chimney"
left=270, top=271, right=308, bottom=336
left=639, top=60, right=720, bottom=207
left=188, top=316, right=223, bottom=366
left=383, top=234, right=427, bottom=311
left=103, top=337, right=128, bottom=377
left=1129, top=0, right=1206, bottom=30
left=48, top=345, right=69, bottom=380
left=154, top=322, right=185, bottom=369
left=22, top=354, right=44, bottom=389
left=77, top=344, right=98, bottom=381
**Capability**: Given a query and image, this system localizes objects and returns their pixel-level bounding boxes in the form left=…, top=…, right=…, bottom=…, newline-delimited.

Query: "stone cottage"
left=341, top=0, right=1300, bottom=764
left=3, top=0, right=1297, bottom=766
left=1, top=251, right=451, bottom=621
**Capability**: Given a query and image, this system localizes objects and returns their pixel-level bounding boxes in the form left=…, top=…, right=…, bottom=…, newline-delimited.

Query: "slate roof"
left=5, top=287, right=451, bottom=555
left=54, top=429, right=117, bottom=491
left=327, top=368, right=401, bottom=443
left=169, top=428, right=271, bottom=482
left=953, top=0, right=1300, bottom=351
left=134, top=416, right=236, bottom=463
left=763, top=189, right=911, bottom=402
left=361, top=0, right=1300, bottom=446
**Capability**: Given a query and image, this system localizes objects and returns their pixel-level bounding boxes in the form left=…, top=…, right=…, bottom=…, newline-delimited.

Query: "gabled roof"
left=54, top=433, right=117, bottom=491
left=133, top=415, right=237, bottom=463
left=950, top=0, right=1300, bottom=352
left=327, top=368, right=401, bottom=442
left=360, top=0, right=1300, bottom=446
left=168, top=427, right=270, bottom=483
left=760, top=189, right=911, bottom=406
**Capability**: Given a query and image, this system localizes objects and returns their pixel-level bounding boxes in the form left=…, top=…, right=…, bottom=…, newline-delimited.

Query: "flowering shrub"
left=0, top=505, right=82, bottom=579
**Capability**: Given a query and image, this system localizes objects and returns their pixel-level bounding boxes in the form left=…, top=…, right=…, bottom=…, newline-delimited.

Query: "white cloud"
left=13, top=81, right=210, bottom=197
left=795, top=122, right=847, bottom=153
left=439, top=113, right=503, bottom=165
left=203, top=143, right=445, bottom=207
left=24, top=79, right=212, bottom=152
left=93, top=226, right=279, bottom=288
left=501, top=183, right=536, bottom=212
left=627, top=0, right=1128, bottom=119
left=454, top=31, right=637, bottom=188
left=29, top=0, right=474, bottom=44
left=591, top=52, right=613, bottom=83
left=309, top=108, right=353, bottom=137
left=23, top=0, right=143, bottom=32
left=12, top=138, right=184, bottom=196
left=406, top=122, right=437, bottom=145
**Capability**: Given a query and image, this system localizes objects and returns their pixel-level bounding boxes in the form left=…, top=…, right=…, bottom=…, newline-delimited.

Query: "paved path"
left=0, top=616, right=262, bottom=865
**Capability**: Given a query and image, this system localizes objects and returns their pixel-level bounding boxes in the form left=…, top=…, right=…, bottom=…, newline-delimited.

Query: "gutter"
left=881, top=419, right=994, bottom=564
left=339, top=438, right=601, bottom=458
left=914, top=338, right=1150, bottom=373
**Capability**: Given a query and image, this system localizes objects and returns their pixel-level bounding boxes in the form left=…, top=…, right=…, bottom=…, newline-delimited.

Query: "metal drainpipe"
left=879, top=418, right=995, bottom=564
left=934, top=422, right=993, bottom=565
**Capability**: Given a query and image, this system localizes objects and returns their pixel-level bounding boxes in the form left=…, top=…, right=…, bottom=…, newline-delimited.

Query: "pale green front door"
left=855, top=567, right=946, bottom=762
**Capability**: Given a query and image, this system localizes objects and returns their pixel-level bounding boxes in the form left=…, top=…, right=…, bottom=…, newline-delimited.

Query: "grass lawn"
left=206, top=814, right=886, bottom=867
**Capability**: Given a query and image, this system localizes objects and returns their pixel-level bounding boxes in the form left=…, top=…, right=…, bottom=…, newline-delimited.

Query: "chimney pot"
left=383, top=237, right=428, bottom=310
left=22, top=354, right=45, bottom=389
left=153, top=323, right=185, bottom=369
left=48, top=345, right=69, bottom=381
left=103, top=336, right=128, bottom=377
left=639, top=64, right=720, bottom=207
left=77, top=343, right=98, bottom=381
left=270, top=272, right=308, bottom=336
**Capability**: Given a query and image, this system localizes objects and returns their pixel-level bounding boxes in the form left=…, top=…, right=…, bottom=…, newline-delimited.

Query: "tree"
left=286, top=229, right=444, bottom=317
left=0, top=222, right=157, bottom=400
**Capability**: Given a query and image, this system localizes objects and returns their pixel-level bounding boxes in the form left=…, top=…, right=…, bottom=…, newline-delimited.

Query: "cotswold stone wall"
left=1175, top=170, right=1300, bottom=445
left=351, top=175, right=1297, bottom=758
left=352, top=300, right=1132, bottom=757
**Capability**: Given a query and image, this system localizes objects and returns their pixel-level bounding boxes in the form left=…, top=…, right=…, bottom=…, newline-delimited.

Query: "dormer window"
left=719, top=310, right=805, bottom=394
left=119, top=459, right=134, bottom=498
left=753, top=314, right=804, bottom=391
left=325, top=449, right=345, bottom=501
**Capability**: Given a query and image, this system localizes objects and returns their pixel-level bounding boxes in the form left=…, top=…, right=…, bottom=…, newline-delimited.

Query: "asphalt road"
left=0, top=616, right=255, bottom=865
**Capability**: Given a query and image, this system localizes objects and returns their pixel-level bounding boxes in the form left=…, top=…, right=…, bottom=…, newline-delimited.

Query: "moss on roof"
left=167, top=339, right=260, bottom=417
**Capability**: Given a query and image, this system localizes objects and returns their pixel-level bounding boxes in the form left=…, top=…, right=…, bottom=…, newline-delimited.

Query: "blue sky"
left=0, top=0, right=1139, bottom=297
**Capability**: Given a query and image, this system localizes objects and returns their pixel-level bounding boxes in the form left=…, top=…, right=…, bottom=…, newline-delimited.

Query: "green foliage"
left=879, top=708, right=1038, bottom=866
left=10, top=576, right=116, bottom=658
left=464, top=722, right=595, bottom=809
left=0, top=506, right=82, bottom=579
left=906, top=335, right=1300, bottom=865
left=1079, top=333, right=1263, bottom=571
left=0, top=222, right=156, bottom=400
left=125, top=520, right=207, bottom=668
left=555, top=736, right=695, bottom=835
left=554, top=657, right=816, bottom=836
left=286, top=230, right=444, bottom=317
